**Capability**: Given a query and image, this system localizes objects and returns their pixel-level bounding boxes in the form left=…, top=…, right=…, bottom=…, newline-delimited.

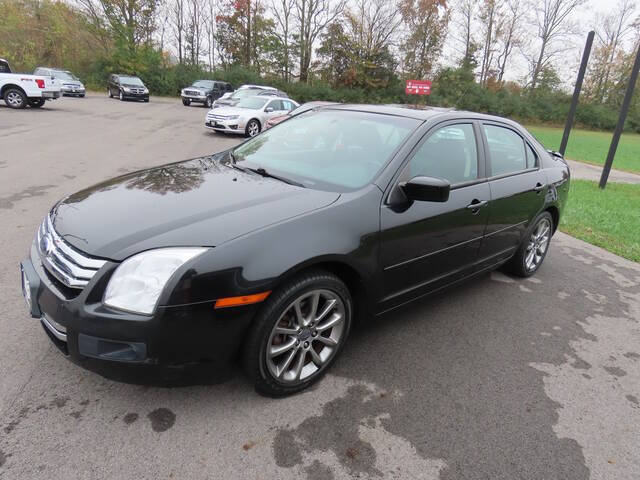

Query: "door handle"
left=466, top=200, right=488, bottom=210
left=533, top=182, right=546, bottom=193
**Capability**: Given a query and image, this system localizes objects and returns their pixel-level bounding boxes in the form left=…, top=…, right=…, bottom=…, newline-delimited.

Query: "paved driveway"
left=1, top=96, right=639, bottom=479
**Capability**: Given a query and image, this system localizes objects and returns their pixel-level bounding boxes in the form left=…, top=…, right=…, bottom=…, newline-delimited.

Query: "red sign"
left=405, top=80, right=432, bottom=95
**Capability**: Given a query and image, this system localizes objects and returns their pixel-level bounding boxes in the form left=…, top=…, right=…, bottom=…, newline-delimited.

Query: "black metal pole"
left=599, top=42, right=640, bottom=188
left=559, top=31, right=594, bottom=156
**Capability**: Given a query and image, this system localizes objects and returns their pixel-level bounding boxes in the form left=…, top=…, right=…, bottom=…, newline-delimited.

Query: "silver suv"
left=34, top=67, right=85, bottom=97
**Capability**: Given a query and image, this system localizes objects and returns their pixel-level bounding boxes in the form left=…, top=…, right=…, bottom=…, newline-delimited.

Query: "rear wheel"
left=4, top=88, right=27, bottom=109
left=505, top=211, right=553, bottom=277
left=243, top=271, right=353, bottom=396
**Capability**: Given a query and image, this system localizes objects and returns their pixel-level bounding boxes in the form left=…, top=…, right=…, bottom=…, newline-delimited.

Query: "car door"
left=264, top=99, right=285, bottom=119
left=379, top=122, right=490, bottom=309
left=475, top=122, right=547, bottom=270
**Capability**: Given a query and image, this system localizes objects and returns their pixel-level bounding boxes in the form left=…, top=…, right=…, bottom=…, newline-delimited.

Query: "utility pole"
left=599, top=43, right=640, bottom=188
left=559, top=31, right=594, bottom=156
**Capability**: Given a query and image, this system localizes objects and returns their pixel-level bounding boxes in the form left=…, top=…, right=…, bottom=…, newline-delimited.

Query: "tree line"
left=0, top=0, right=639, bottom=132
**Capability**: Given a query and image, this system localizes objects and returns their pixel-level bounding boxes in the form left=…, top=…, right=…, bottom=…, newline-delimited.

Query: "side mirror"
left=400, top=176, right=450, bottom=202
left=265, top=107, right=274, bottom=113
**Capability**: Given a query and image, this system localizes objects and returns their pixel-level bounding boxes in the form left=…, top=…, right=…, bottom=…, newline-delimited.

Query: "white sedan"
left=205, top=96, right=299, bottom=137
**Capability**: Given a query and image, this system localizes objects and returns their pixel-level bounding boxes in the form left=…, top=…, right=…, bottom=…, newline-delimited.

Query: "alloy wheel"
left=247, top=121, right=260, bottom=137
left=266, top=289, right=346, bottom=384
left=525, top=218, right=551, bottom=272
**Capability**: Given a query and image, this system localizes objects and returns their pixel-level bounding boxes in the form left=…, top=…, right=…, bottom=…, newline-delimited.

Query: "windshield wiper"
left=246, top=167, right=306, bottom=188
left=227, top=151, right=249, bottom=173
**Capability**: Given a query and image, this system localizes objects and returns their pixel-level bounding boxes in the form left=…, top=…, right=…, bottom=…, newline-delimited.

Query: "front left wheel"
left=243, top=271, right=353, bottom=396
left=245, top=119, right=261, bottom=137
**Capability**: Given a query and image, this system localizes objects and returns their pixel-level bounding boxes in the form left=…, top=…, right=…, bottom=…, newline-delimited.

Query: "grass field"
left=559, top=180, right=640, bottom=262
left=526, top=125, right=640, bottom=174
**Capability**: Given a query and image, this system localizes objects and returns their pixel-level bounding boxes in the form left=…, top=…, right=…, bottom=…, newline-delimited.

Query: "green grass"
left=560, top=180, right=640, bottom=262
left=526, top=125, right=640, bottom=174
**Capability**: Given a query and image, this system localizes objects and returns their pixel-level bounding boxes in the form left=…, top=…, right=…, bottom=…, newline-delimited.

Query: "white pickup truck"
left=0, top=58, right=62, bottom=109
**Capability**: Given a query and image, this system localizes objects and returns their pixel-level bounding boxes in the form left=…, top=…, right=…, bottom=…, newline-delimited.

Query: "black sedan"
left=20, top=105, right=569, bottom=396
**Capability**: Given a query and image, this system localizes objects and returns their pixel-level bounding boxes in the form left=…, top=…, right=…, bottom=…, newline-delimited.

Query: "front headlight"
left=227, top=115, right=239, bottom=120
left=123, top=87, right=130, bottom=92
left=143, top=87, right=149, bottom=93
left=104, top=247, right=207, bottom=315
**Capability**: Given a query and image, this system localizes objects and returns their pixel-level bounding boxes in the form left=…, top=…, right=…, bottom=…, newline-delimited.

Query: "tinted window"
left=407, top=124, right=478, bottom=184
left=525, top=143, right=537, bottom=168
left=226, top=84, right=233, bottom=92
left=484, top=125, right=527, bottom=176
left=267, top=100, right=282, bottom=110
left=0, top=61, right=11, bottom=73
left=233, top=110, right=419, bottom=191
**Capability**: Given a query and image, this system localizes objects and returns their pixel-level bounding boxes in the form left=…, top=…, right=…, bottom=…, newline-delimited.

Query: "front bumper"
left=122, top=92, right=149, bottom=100
left=204, top=119, right=245, bottom=134
left=62, top=87, right=85, bottom=96
left=182, top=94, right=207, bottom=103
left=20, top=242, right=258, bottom=384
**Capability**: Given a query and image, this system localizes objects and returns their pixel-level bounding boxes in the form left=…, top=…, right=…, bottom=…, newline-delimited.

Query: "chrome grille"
left=206, top=113, right=229, bottom=121
left=37, top=216, right=107, bottom=289
left=185, top=90, right=202, bottom=96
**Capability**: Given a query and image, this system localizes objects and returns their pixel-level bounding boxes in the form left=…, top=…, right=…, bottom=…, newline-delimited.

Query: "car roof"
left=238, top=84, right=276, bottom=90
left=319, top=104, right=523, bottom=127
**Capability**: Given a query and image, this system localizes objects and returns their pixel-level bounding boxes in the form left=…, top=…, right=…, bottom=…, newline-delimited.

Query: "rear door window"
left=483, top=125, right=527, bottom=176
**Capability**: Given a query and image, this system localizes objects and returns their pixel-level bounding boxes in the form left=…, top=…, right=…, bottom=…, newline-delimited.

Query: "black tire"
left=119, top=90, right=125, bottom=101
left=205, top=96, right=213, bottom=108
left=144, top=98, right=149, bottom=103
left=182, top=98, right=191, bottom=106
left=79, top=94, right=85, bottom=98
left=245, top=119, right=261, bottom=137
left=3, top=88, right=27, bottom=109
left=504, top=211, right=554, bottom=277
left=108, top=88, right=113, bottom=98
left=29, top=99, right=45, bottom=108
left=243, top=270, right=353, bottom=397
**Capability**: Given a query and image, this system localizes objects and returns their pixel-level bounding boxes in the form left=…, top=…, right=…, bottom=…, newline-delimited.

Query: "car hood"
left=185, top=87, right=207, bottom=93
left=207, top=106, right=253, bottom=117
left=51, top=156, right=340, bottom=261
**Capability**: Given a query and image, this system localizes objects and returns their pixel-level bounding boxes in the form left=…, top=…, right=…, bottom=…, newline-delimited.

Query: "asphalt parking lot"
left=1, top=94, right=639, bottom=480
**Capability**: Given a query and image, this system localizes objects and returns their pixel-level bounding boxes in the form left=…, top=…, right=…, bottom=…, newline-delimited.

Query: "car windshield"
left=120, top=76, right=144, bottom=86
left=232, top=88, right=267, bottom=99
left=193, top=80, right=214, bottom=88
left=236, top=97, right=269, bottom=109
left=54, top=71, right=78, bottom=81
left=233, top=110, right=420, bottom=191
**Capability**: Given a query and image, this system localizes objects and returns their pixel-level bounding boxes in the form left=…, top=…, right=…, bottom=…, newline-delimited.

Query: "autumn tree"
left=215, top=0, right=274, bottom=70
left=496, top=0, right=525, bottom=84
left=293, top=0, right=346, bottom=82
left=399, top=0, right=449, bottom=79
left=588, top=0, right=636, bottom=102
left=527, top=0, right=586, bottom=90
